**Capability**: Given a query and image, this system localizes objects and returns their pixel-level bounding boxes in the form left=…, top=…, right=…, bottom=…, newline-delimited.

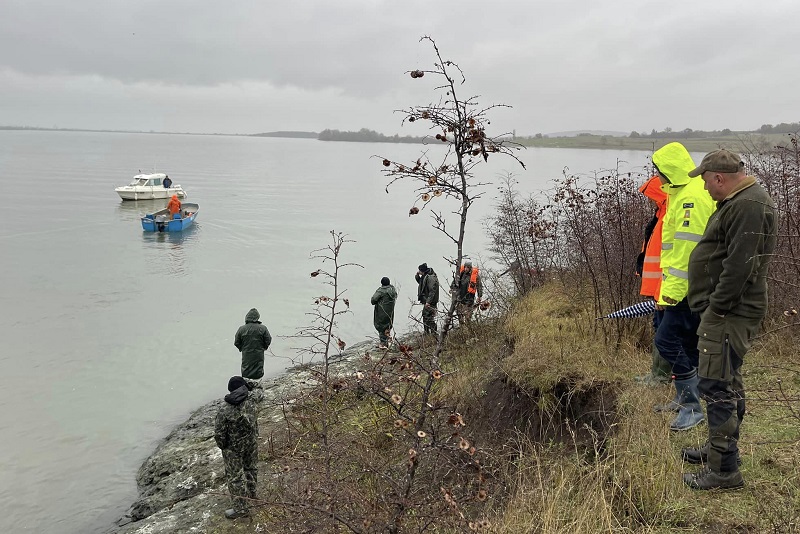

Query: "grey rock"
left=108, top=339, right=381, bottom=533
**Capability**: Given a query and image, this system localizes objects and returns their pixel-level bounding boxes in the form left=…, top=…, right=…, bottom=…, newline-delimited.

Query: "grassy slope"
left=204, top=283, right=799, bottom=533
left=489, top=285, right=800, bottom=533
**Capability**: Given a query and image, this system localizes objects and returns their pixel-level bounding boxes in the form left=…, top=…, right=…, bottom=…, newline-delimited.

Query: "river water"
left=0, top=130, right=664, bottom=533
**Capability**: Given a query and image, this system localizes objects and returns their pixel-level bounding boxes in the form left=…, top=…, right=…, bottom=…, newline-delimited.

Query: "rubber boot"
left=653, top=381, right=681, bottom=413
left=670, top=372, right=705, bottom=431
left=636, top=345, right=672, bottom=386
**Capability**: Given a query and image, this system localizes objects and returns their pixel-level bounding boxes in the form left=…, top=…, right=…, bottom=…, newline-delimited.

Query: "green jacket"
left=234, top=308, right=272, bottom=380
left=371, top=284, right=397, bottom=334
left=652, top=142, right=715, bottom=304
left=416, top=269, right=439, bottom=306
left=688, top=179, right=776, bottom=318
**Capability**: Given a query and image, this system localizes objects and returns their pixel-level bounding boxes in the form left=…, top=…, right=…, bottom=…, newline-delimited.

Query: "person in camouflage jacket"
left=214, top=376, right=262, bottom=519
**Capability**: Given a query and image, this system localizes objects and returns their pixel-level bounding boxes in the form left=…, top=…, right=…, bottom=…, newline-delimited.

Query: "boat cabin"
left=130, top=173, right=168, bottom=187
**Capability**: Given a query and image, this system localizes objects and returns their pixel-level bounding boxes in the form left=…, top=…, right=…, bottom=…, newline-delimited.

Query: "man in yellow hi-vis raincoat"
left=652, top=142, right=716, bottom=431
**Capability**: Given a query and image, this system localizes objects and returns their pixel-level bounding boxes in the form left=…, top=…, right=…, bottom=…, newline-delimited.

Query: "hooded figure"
left=455, top=260, right=483, bottom=324
left=167, top=194, right=182, bottom=216
left=214, top=376, right=262, bottom=519
left=234, top=308, right=272, bottom=379
left=371, top=277, right=397, bottom=346
left=651, top=142, right=715, bottom=432
left=634, top=176, right=672, bottom=386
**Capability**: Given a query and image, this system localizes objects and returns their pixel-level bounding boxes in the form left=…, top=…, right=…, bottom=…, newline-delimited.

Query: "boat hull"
left=116, top=187, right=187, bottom=201
left=141, top=203, right=199, bottom=232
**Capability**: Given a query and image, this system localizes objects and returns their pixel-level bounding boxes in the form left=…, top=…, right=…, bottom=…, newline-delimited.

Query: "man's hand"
left=662, top=296, right=679, bottom=305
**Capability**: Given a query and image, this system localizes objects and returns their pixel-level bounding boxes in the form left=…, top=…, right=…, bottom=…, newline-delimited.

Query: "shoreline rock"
left=107, top=340, right=377, bottom=533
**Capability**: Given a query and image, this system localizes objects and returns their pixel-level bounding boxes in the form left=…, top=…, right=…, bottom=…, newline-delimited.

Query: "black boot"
left=681, top=441, right=741, bottom=466
left=225, top=508, right=250, bottom=519
left=683, top=466, right=744, bottom=490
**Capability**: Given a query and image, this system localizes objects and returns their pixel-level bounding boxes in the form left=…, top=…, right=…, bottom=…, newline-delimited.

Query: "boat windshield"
left=135, top=178, right=148, bottom=186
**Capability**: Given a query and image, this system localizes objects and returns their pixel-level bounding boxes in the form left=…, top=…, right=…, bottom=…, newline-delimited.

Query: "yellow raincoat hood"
left=652, top=142, right=696, bottom=187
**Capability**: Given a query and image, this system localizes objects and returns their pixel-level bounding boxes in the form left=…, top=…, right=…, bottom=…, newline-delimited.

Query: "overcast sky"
left=1, top=0, right=798, bottom=136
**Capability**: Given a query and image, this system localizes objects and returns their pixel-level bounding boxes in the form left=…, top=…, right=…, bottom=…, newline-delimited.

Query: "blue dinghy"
left=141, top=202, right=199, bottom=232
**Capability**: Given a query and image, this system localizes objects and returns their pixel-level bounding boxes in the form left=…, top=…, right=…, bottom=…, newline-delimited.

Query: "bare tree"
left=376, top=35, right=524, bottom=532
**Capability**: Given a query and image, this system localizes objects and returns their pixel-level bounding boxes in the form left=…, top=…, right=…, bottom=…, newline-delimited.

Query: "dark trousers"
left=696, top=311, right=759, bottom=472
left=422, top=306, right=437, bottom=335
left=654, top=298, right=700, bottom=377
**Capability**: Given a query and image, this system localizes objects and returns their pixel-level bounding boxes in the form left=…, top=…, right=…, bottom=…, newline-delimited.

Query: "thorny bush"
left=269, top=231, right=494, bottom=533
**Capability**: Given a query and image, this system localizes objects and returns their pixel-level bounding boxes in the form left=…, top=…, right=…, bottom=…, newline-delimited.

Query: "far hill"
left=250, top=131, right=318, bottom=139
left=545, top=129, right=628, bottom=138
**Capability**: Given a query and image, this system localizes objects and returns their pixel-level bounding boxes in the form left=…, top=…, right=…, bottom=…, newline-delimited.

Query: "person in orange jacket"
left=635, top=176, right=672, bottom=386
left=167, top=194, right=182, bottom=218
left=455, top=260, right=483, bottom=325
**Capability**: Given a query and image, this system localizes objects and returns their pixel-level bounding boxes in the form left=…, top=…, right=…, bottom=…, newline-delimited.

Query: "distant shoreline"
left=1, top=126, right=793, bottom=153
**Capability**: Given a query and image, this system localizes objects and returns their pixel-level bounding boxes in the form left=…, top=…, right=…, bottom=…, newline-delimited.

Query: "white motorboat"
left=115, top=173, right=187, bottom=201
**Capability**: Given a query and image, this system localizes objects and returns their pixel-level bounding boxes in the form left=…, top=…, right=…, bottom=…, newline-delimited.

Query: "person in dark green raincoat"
left=371, top=277, right=397, bottom=348
left=234, top=308, right=272, bottom=380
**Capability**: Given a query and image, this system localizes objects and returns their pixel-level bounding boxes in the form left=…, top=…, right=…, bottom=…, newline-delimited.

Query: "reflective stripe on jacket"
left=652, top=142, right=715, bottom=305
left=638, top=176, right=667, bottom=298
left=459, top=265, right=480, bottom=295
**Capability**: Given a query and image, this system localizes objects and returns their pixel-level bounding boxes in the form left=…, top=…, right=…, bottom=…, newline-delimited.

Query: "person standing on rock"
left=214, top=376, right=262, bottom=519
left=371, top=276, right=397, bottom=349
left=234, top=308, right=272, bottom=380
left=415, top=263, right=439, bottom=336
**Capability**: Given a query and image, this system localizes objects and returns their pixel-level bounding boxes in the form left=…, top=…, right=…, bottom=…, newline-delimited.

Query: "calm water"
left=0, top=130, right=660, bottom=533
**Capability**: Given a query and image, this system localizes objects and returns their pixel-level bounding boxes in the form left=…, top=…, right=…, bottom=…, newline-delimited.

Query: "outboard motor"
left=155, top=214, right=168, bottom=232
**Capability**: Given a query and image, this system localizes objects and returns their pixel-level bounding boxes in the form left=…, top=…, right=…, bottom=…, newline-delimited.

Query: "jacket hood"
left=224, top=385, right=249, bottom=405
left=245, top=308, right=260, bottom=323
left=652, top=142, right=697, bottom=187
left=639, top=175, right=667, bottom=204
left=376, top=284, right=397, bottom=296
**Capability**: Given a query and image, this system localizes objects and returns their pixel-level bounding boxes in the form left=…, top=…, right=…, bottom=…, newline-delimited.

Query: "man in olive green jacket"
left=371, top=277, right=397, bottom=348
left=234, top=308, right=272, bottom=380
left=683, top=150, right=777, bottom=490
left=416, top=263, right=439, bottom=336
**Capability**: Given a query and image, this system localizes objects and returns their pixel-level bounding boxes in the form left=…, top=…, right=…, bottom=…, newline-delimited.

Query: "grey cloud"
left=1, top=0, right=799, bottom=134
